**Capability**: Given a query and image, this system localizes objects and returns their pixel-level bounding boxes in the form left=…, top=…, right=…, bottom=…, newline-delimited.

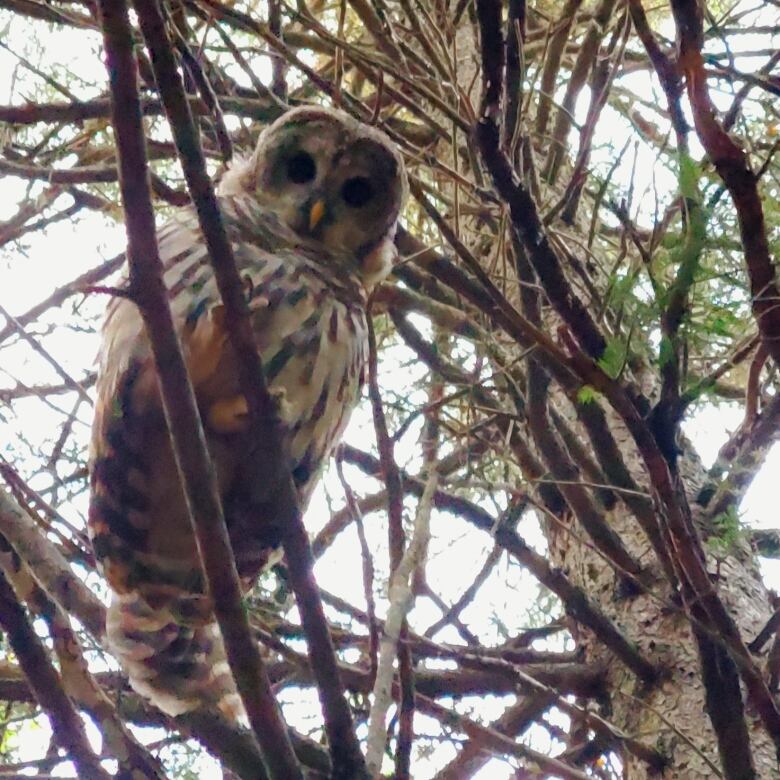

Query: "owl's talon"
left=208, top=396, right=249, bottom=433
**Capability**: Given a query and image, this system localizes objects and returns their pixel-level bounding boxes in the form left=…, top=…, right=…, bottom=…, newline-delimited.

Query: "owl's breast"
left=171, top=228, right=369, bottom=502
left=243, top=249, right=369, bottom=497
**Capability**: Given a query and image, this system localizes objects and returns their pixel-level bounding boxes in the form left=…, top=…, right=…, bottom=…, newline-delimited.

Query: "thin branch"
left=335, top=452, right=378, bottom=681
left=365, top=463, right=437, bottom=775
left=0, top=256, right=124, bottom=347
left=0, top=570, right=111, bottom=780
left=342, top=446, right=659, bottom=684
left=0, top=303, right=93, bottom=406
left=0, top=489, right=105, bottom=639
left=365, top=313, right=415, bottom=778
left=0, top=94, right=285, bottom=125
left=472, top=9, right=609, bottom=363
left=671, top=0, right=780, bottom=366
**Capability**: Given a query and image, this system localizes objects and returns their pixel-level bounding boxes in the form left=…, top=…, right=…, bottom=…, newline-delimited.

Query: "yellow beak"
left=309, top=199, right=326, bottom=231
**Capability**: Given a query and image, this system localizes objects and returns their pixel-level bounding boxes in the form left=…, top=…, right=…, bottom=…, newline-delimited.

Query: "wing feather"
left=88, top=198, right=368, bottom=716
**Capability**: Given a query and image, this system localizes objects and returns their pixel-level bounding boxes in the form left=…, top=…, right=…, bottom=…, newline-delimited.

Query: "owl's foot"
left=207, top=395, right=249, bottom=433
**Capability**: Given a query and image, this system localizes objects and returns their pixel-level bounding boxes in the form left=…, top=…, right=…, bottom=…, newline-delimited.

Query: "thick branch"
left=128, top=0, right=365, bottom=774
left=96, top=0, right=301, bottom=775
left=0, top=571, right=111, bottom=779
left=671, top=0, right=780, bottom=366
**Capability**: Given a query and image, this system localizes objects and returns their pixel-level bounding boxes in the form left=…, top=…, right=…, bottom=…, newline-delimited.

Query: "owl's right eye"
left=286, top=152, right=317, bottom=184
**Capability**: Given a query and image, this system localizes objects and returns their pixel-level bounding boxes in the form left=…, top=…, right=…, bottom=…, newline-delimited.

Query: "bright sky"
left=0, top=3, right=778, bottom=778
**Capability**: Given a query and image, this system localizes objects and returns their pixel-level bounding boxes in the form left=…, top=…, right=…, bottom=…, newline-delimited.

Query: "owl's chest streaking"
left=166, top=199, right=369, bottom=481
left=88, top=198, right=369, bottom=596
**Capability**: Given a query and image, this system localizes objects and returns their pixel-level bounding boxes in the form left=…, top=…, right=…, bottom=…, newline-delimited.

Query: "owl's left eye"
left=341, top=177, right=373, bottom=208
left=287, top=152, right=317, bottom=184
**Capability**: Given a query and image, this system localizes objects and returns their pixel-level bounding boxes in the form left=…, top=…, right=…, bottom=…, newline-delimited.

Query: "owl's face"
left=234, top=107, right=407, bottom=284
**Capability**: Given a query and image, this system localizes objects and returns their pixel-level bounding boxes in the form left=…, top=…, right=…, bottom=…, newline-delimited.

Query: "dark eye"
left=286, top=152, right=316, bottom=184
left=341, top=177, right=373, bottom=208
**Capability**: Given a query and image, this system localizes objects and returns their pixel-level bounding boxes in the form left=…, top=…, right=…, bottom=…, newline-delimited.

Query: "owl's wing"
left=89, top=210, right=275, bottom=601
left=89, top=203, right=367, bottom=716
left=88, top=210, right=260, bottom=717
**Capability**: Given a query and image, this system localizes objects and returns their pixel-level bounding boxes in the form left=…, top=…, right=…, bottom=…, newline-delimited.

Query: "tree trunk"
left=547, top=416, right=776, bottom=777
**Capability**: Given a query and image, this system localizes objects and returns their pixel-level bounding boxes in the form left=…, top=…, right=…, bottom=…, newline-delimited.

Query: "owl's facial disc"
left=251, top=108, right=407, bottom=279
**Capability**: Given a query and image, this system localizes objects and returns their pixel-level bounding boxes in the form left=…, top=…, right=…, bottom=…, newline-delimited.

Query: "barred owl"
left=88, top=107, right=407, bottom=716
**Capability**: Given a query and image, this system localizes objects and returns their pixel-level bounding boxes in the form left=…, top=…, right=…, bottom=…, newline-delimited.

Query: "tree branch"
left=96, top=0, right=302, bottom=775
left=0, top=570, right=111, bottom=779
left=671, top=0, right=780, bottom=367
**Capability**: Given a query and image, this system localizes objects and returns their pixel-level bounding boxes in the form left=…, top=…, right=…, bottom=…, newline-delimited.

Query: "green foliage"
left=677, top=152, right=699, bottom=203
left=707, top=506, right=745, bottom=554
left=702, top=306, right=740, bottom=338
left=576, top=385, right=600, bottom=405
left=666, top=154, right=707, bottom=292
left=607, top=272, right=638, bottom=309
left=597, top=337, right=627, bottom=379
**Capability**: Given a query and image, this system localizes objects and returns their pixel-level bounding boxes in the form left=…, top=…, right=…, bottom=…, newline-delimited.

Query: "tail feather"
left=107, top=594, right=243, bottom=719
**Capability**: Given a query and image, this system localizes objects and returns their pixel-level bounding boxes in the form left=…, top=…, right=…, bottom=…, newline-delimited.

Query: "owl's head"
left=223, top=106, right=407, bottom=288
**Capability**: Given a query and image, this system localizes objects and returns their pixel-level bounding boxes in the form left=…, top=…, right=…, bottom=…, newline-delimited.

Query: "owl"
left=88, top=107, right=407, bottom=717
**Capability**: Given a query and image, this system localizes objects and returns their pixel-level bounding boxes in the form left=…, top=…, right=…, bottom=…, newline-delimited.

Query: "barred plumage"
left=88, top=107, right=406, bottom=716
